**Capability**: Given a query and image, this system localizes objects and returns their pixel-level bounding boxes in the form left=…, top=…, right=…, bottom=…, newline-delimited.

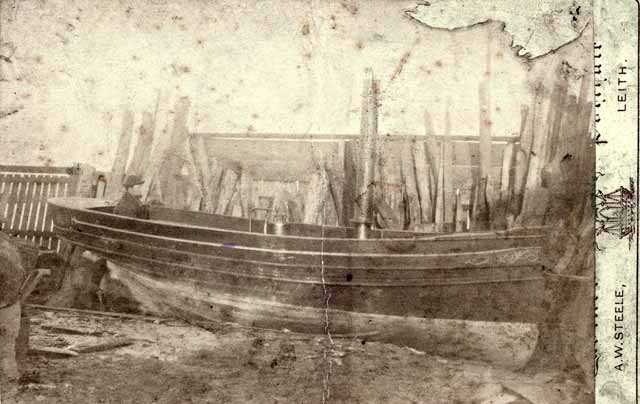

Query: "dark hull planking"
left=49, top=197, right=547, bottom=326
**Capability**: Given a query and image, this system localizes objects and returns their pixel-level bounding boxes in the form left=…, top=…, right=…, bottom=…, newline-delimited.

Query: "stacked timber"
left=102, top=94, right=204, bottom=210
left=100, top=65, right=592, bottom=236
left=508, top=73, right=593, bottom=229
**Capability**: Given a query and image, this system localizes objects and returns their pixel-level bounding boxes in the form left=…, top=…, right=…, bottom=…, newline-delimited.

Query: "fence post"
left=68, top=164, right=97, bottom=198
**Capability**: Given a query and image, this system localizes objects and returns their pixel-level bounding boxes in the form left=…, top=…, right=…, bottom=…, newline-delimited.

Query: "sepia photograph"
left=0, top=0, right=616, bottom=403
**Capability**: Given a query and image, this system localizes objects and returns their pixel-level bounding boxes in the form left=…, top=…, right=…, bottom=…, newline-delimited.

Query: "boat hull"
left=49, top=197, right=547, bottom=366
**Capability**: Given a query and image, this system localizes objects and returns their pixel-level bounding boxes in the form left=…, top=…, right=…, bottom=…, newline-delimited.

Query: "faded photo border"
left=0, top=0, right=636, bottom=403
left=593, top=0, right=639, bottom=403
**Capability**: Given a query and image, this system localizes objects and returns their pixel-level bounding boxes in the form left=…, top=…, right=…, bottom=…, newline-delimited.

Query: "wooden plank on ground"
left=29, top=346, right=78, bottom=358
left=70, top=337, right=135, bottom=354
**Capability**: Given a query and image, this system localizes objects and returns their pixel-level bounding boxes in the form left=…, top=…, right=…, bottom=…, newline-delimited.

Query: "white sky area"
left=0, top=0, right=591, bottom=170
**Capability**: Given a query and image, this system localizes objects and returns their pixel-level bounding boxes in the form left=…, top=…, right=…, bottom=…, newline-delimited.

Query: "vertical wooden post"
left=499, top=143, right=515, bottom=201
left=442, top=102, right=455, bottom=229
left=454, top=188, right=465, bottom=232
left=105, top=110, right=135, bottom=199
left=412, top=139, right=433, bottom=224
left=190, top=134, right=212, bottom=212
left=128, top=110, right=156, bottom=177
left=216, top=167, right=240, bottom=216
left=303, top=169, right=330, bottom=224
left=239, top=172, right=254, bottom=218
left=474, top=81, right=492, bottom=230
left=340, top=140, right=356, bottom=227
left=517, top=83, right=553, bottom=226
left=434, top=141, right=446, bottom=231
left=491, top=142, right=514, bottom=229
left=423, top=109, right=438, bottom=201
left=72, top=164, right=97, bottom=198
left=353, top=69, right=379, bottom=239
left=401, top=141, right=421, bottom=227
left=155, top=97, right=193, bottom=208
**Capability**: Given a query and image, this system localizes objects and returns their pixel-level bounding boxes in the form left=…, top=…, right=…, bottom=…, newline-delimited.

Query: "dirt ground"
left=0, top=307, right=592, bottom=404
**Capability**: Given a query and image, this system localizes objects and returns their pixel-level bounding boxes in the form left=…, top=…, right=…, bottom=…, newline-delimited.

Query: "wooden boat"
left=48, top=73, right=548, bottom=368
left=48, top=196, right=547, bottom=368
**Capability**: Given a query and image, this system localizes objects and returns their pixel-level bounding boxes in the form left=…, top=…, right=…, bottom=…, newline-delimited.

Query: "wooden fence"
left=0, top=165, right=83, bottom=250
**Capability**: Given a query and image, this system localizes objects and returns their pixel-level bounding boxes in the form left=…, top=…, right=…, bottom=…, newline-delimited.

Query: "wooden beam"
left=153, top=97, right=202, bottom=211
left=105, top=109, right=134, bottom=199
left=474, top=82, right=492, bottom=230
left=191, top=132, right=520, bottom=143
left=401, top=141, right=421, bottom=227
left=239, top=172, right=254, bottom=218
left=215, top=168, right=240, bottom=216
left=517, top=82, right=555, bottom=226
left=423, top=109, right=439, bottom=188
left=544, top=80, right=569, bottom=165
left=434, top=141, right=446, bottom=231
left=340, top=140, right=356, bottom=226
left=471, top=176, right=490, bottom=230
left=412, top=140, right=433, bottom=223
left=189, top=134, right=213, bottom=212
left=478, top=82, right=492, bottom=180
left=303, top=169, right=330, bottom=224
left=354, top=69, right=379, bottom=238
left=491, top=142, right=515, bottom=229
left=454, top=188, right=466, bottom=232
left=443, top=102, right=455, bottom=226
left=128, top=110, right=156, bottom=177
left=70, top=337, right=135, bottom=354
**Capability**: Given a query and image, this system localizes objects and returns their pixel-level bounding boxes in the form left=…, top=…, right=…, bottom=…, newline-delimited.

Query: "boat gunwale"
left=65, top=217, right=545, bottom=258
left=58, top=231, right=546, bottom=287
left=56, top=223, right=544, bottom=266
left=48, top=197, right=548, bottom=243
